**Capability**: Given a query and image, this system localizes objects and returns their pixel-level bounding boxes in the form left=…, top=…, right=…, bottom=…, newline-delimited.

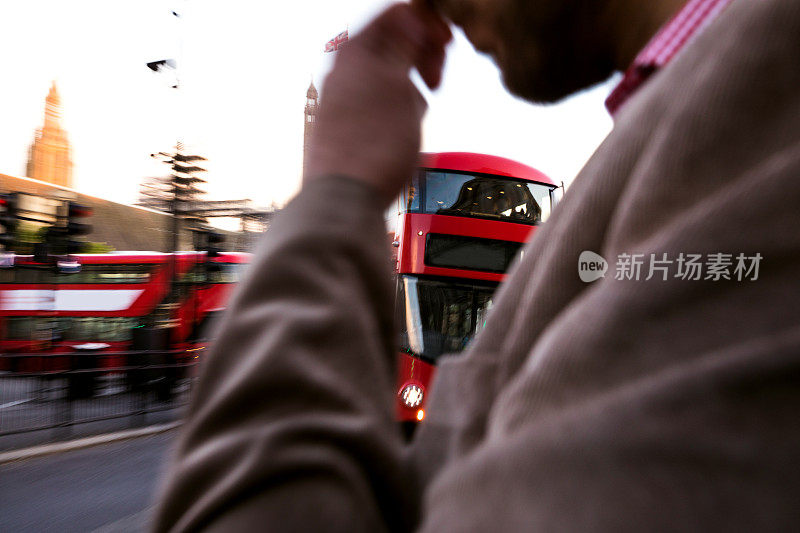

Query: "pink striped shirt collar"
left=605, top=0, right=734, bottom=117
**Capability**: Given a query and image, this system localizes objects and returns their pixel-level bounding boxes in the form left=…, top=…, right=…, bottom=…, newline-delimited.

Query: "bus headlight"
left=401, top=384, right=424, bottom=408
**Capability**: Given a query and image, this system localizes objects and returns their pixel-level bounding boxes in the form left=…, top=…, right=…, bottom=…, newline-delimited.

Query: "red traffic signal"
left=65, top=202, right=92, bottom=253
left=68, top=203, right=92, bottom=218
left=0, top=192, right=18, bottom=213
left=0, top=192, right=19, bottom=249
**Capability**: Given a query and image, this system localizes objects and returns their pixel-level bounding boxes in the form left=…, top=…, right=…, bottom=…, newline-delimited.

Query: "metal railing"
left=0, top=350, right=199, bottom=449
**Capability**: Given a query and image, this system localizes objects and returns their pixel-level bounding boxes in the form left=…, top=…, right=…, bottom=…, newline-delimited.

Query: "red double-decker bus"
left=2, top=155, right=558, bottom=412
left=0, top=251, right=249, bottom=369
left=388, top=152, right=560, bottom=431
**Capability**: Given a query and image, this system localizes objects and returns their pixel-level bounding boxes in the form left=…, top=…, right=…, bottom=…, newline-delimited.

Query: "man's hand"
left=304, top=2, right=451, bottom=203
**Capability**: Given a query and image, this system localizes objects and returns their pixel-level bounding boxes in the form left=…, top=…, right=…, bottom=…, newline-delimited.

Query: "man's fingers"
left=411, top=0, right=452, bottom=46
left=411, top=80, right=429, bottom=118
left=355, top=4, right=430, bottom=64
left=417, top=44, right=446, bottom=89
left=348, top=3, right=451, bottom=89
left=412, top=0, right=452, bottom=89
left=307, top=2, right=445, bottom=200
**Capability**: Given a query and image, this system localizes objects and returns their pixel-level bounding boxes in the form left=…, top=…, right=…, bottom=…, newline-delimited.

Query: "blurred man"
left=155, top=0, right=800, bottom=531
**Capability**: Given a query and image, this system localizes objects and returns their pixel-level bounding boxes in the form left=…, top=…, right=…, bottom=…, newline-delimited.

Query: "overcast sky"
left=0, top=0, right=616, bottom=210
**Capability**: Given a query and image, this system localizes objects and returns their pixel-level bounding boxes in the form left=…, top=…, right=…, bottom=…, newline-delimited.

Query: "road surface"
left=0, top=431, right=176, bottom=532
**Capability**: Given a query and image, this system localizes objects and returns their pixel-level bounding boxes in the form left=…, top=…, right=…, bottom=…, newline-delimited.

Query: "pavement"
left=0, top=407, right=183, bottom=452
left=0, top=421, right=180, bottom=465
left=0, top=430, right=177, bottom=532
left=0, top=373, right=189, bottom=451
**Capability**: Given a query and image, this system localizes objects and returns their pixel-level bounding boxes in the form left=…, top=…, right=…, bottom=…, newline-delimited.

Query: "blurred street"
left=0, top=371, right=188, bottom=452
left=0, top=431, right=175, bottom=532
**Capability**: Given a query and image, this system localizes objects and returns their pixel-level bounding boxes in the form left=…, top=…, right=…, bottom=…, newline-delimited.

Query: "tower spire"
left=26, top=80, right=73, bottom=188
left=44, top=81, right=62, bottom=127
left=303, top=79, right=319, bottom=174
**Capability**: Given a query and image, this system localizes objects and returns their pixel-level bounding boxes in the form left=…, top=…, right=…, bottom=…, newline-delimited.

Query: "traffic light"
left=0, top=193, right=19, bottom=250
left=206, top=230, right=223, bottom=259
left=205, top=231, right=223, bottom=274
left=193, top=228, right=224, bottom=274
left=65, top=202, right=92, bottom=255
left=33, top=240, right=50, bottom=264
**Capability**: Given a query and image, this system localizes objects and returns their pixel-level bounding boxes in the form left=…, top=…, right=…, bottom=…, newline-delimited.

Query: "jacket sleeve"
left=152, top=177, right=416, bottom=533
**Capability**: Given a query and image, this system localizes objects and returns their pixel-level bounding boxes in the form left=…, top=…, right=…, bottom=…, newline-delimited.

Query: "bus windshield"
left=408, top=170, right=556, bottom=224
left=398, top=275, right=497, bottom=362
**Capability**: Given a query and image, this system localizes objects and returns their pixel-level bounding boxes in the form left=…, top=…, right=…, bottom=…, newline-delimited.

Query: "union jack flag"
left=324, top=30, right=349, bottom=53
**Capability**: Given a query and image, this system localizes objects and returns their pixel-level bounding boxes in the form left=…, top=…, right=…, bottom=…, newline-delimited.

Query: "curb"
left=0, top=421, right=182, bottom=465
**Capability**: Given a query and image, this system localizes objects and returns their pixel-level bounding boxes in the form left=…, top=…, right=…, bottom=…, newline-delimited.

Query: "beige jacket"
left=154, top=0, right=800, bottom=530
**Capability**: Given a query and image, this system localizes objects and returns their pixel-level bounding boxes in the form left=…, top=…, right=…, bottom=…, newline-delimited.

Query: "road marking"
left=0, top=399, right=32, bottom=410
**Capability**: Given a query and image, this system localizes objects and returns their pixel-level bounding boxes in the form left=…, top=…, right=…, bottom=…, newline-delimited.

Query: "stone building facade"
left=303, top=81, right=318, bottom=174
left=26, top=82, right=74, bottom=189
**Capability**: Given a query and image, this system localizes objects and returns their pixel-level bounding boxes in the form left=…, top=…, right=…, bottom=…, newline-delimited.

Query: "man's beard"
left=495, top=0, right=617, bottom=104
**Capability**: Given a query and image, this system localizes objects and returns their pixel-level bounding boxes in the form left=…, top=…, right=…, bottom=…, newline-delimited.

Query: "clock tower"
left=26, top=81, right=74, bottom=188
left=303, top=81, right=318, bottom=175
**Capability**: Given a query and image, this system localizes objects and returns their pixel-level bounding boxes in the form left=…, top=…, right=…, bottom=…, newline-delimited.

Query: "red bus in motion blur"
left=0, top=252, right=249, bottom=370
left=387, top=152, right=560, bottom=432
